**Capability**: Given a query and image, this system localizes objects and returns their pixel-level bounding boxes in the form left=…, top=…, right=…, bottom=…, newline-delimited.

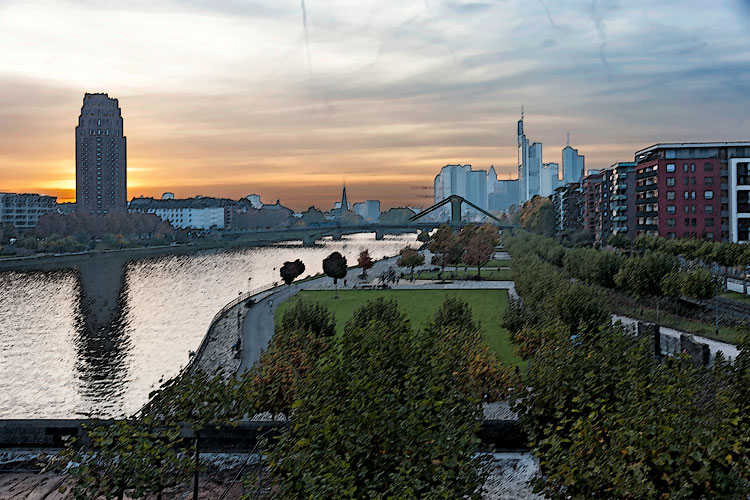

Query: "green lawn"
left=414, top=269, right=513, bottom=281
left=276, top=289, right=523, bottom=369
left=721, top=291, right=750, bottom=305
left=613, top=303, right=741, bottom=345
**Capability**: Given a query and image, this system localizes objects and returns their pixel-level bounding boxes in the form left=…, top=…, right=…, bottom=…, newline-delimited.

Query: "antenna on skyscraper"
left=566, top=132, right=570, bottom=147
left=521, top=105, right=524, bottom=120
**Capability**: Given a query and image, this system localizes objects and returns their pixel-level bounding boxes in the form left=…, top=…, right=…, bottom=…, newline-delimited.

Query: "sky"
left=1, top=0, right=749, bottom=210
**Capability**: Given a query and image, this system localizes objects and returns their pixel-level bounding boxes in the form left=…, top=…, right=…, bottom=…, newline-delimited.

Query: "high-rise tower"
left=75, top=93, right=127, bottom=215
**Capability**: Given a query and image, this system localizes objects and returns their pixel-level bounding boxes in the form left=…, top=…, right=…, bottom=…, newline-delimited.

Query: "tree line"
left=502, top=232, right=750, bottom=498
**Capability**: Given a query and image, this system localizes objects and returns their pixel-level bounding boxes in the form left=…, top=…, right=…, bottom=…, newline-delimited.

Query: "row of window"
left=665, top=162, right=714, bottom=173
left=666, top=218, right=714, bottom=228
left=666, top=203, right=715, bottom=214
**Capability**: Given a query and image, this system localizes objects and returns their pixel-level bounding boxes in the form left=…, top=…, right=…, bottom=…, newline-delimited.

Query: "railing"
left=185, top=281, right=278, bottom=374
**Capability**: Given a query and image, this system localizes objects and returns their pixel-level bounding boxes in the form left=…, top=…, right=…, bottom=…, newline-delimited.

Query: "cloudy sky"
left=1, top=0, right=749, bottom=209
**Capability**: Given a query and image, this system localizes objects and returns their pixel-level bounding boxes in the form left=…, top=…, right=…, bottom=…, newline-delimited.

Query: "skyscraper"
left=562, top=145, right=585, bottom=185
left=75, top=93, right=127, bottom=215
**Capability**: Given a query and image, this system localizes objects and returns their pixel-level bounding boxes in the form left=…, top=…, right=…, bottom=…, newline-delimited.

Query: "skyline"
left=1, top=0, right=750, bottom=210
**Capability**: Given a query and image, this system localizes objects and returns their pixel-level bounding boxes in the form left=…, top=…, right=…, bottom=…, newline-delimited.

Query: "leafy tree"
left=461, top=226, right=498, bottom=277
left=607, top=233, right=631, bottom=249
left=378, top=207, right=415, bottom=225
left=53, top=419, right=191, bottom=500
left=357, top=249, right=374, bottom=278
left=424, top=297, right=520, bottom=401
left=232, top=207, right=291, bottom=230
left=139, top=370, right=242, bottom=500
left=614, top=252, right=678, bottom=300
left=396, top=246, right=424, bottom=276
left=660, top=271, right=684, bottom=299
left=322, top=251, right=347, bottom=285
left=552, top=282, right=610, bottom=335
left=520, top=196, right=555, bottom=237
left=514, top=327, right=749, bottom=499
left=681, top=267, right=718, bottom=301
left=279, top=259, right=305, bottom=285
left=417, top=230, right=431, bottom=243
left=428, top=225, right=461, bottom=270
left=264, top=298, right=485, bottom=498
left=277, top=299, right=336, bottom=337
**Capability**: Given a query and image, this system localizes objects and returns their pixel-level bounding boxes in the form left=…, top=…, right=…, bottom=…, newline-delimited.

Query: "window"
left=666, top=163, right=676, bottom=173
left=684, top=177, right=690, bottom=186
left=667, top=205, right=676, bottom=214
left=684, top=218, right=690, bottom=226
left=691, top=177, right=696, bottom=186
left=666, top=191, right=676, bottom=200
left=691, top=191, right=696, bottom=200
left=690, top=163, right=696, bottom=172
left=666, top=177, right=675, bottom=186
left=705, top=205, right=713, bottom=213
left=705, top=177, right=713, bottom=185
left=683, top=164, right=689, bottom=173
left=707, top=232, right=714, bottom=240
left=704, top=162, right=713, bottom=172
left=667, top=218, right=676, bottom=227
left=684, top=191, right=690, bottom=200
left=691, top=205, right=696, bottom=214
left=691, top=218, right=697, bottom=227
left=706, top=218, right=714, bottom=227
left=704, top=190, right=714, bottom=200
left=668, top=232, right=676, bottom=239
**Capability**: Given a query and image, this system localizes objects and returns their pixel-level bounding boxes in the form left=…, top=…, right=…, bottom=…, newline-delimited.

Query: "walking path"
left=238, top=256, right=402, bottom=372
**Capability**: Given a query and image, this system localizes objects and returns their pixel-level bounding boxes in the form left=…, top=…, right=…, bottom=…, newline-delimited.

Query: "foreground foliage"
left=263, top=298, right=487, bottom=499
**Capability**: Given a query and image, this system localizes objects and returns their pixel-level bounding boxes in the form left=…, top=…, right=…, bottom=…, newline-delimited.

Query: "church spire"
left=341, top=184, right=349, bottom=211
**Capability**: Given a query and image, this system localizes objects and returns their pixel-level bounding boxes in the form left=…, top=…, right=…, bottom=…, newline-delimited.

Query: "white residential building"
left=0, top=192, right=57, bottom=229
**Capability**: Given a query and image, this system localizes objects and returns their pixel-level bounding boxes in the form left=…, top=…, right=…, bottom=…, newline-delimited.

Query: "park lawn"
left=455, top=259, right=511, bottom=268
left=414, top=269, right=513, bottom=281
left=275, top=289, right=523, bottom=369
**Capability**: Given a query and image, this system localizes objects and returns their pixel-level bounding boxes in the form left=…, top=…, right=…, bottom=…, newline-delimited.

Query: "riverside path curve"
left=238, top=255, right=405, bottom=373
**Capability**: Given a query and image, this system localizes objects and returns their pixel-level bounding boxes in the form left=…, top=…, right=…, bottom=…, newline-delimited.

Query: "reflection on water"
left=0, top=233, right=417, bottom=418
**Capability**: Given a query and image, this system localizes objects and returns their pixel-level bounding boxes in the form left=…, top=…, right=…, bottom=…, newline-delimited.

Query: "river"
left=0, top=233, right=418, bottom=419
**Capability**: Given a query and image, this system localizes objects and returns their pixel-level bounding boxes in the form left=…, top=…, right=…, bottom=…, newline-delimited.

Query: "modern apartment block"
left=75, top=93, right=127, bottom=215
left=633, top=143, right=750, bottom=241
left=0, top=192, right=57, bottom=229
left=581, top=170, right=613, bottom=244
left=607, top=162, right=637, bottom=239
left=129, top=196, right=226, bottom=230
left=551, top=183, right=582, bottom=234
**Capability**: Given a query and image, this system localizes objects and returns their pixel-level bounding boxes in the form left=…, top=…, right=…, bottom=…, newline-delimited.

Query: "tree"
left=428, top=225, right=461, bottom=270
left=357, top=249, right=374, bottom=278
left=323, top=251, right=348, bottom=296
left=280, top=259, right=305, bottom=285
left=53, top=419, right=191, bottom=500
left=462, top=229, right=496, bottom=277
left=139, top=370, right=242, bottom=500
left=519, top=196, right=555, bottom=237
left=378, top=207, right=415, bottom=225
left=396, top=247, right=424, bottom=277
left=264, top=299, right=485, bottom=498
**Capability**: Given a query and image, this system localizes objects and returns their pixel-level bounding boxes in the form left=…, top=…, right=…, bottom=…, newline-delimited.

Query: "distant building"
left=162, top=192, right=175, bottom=200
left=353, top=200, right=380, bottom=222
left=552, top=183, right=582, bottom=234
left=540, top=162, right=559, bottom=197
left=245, top=194, right=262, bottom=209
left=332, top=186, right=350, bottom=213
left=75, top=93, right=127, bottom=215
left=562, top=145, right=585, bottom=185
left=488, top=180, right=520, bottom=212
left=607, top=162, right=637, bottom=239
left=129, top=196, right=225, bottom=230
left=0, top=193, right=57, bottom=229
left=433, top=164, right=488, bottom=211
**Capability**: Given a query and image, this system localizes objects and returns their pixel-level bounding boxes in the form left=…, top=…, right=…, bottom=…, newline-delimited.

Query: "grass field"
left=721, top=291, right=750, bottom=304
left=455, top=259, right=511, bottom=268
left=275, top=289, right=522, bottom=369
left=414, top=269, right=513, bottom=281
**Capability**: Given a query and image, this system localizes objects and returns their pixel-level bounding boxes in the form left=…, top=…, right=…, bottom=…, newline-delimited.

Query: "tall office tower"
left=540, top=162, right=559, bottom=197
left=76, top=93, right=127, bottom=215
left=562, top=145, right=585, bottom=185
left=517, top=117, right=529, bottom=201
left=527, top=142, right=543, bottom=198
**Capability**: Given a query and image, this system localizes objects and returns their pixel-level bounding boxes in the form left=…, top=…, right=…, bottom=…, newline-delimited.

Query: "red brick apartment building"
left=634, top=143, right=750, bottom=241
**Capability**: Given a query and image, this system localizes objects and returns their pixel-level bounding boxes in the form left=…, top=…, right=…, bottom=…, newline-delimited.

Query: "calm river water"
left=0, top=233, right=418, bottom=418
